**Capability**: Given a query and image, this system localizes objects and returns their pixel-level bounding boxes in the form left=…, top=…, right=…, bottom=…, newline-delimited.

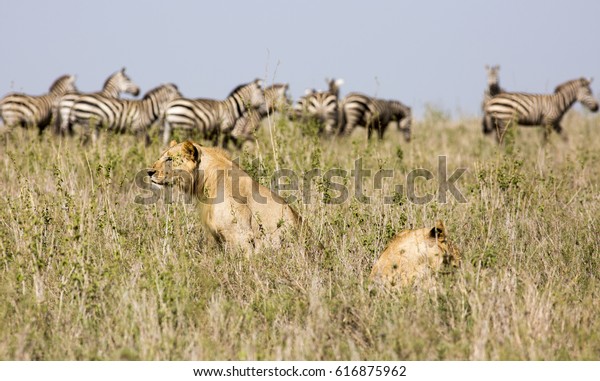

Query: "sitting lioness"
left=369, top=220, right=460, bottom=288
left=147, top=140, right=301, bottom=255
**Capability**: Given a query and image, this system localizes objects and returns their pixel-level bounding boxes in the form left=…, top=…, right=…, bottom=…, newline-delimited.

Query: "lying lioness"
left=369, top=220, right=460, bottom=288
left=147, top=140, right=300, bottom=255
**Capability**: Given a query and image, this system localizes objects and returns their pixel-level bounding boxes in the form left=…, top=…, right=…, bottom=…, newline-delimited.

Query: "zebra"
left=339, top=93, right=412, bottom=142
left=227, top=83, right=291, bottom=147
left=485, top=65, right=504, bottom=98
left=325, top=77, right=344, bottom=98
left=55, top=67, right=140, bottom=136
left=292, top=78, right=344, bottom=135
left=482, top=65, right=505, bottom=134
left=69, top=83, right=181, bottom=144
left=0, top=74, right=77, bottom=133
left=161, top=79, right=264, bottom=147
left=483, top=77, right=599, bottom=143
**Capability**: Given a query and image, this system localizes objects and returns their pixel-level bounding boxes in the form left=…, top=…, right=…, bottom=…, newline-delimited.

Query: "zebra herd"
left=0, top=66, right=597, bottom=147
left=0, top=70, right=414, bottom=148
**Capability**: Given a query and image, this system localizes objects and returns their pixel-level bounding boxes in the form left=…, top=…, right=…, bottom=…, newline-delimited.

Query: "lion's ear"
left=182, top=140, right=199, bottom=162
left=169, top=140, right=178, bottom=148
left=429, top=220, right=446, bottom=239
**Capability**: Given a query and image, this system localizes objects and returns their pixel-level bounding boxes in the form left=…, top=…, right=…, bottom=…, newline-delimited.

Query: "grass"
left=0, top=110, right=599, bottom=360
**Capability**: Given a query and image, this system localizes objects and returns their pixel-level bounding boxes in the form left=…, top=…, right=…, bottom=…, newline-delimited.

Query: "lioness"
left=147, top=140, right=301, bottom=255
left=369, top=220, right=460, bottom=288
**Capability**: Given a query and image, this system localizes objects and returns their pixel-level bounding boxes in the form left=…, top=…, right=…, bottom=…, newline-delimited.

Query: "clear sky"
left=2, top=0, right=599, bottom=118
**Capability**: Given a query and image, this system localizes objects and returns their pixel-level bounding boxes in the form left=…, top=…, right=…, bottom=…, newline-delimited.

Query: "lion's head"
left=369, top=220, right=461, bottom=288
left=147, top=140, right=199, bottom=193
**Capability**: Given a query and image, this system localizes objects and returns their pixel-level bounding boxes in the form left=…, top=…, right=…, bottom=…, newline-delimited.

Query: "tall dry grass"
left=0, top=110, right=599, bottom=360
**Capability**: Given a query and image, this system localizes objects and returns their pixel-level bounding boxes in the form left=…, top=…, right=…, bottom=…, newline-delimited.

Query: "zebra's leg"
left=212, top=130, right=220, bottom=147
left=66, top=120, right=75, bottom=137
left=325, top=119, right=337, bottom=136
left=53, top=111, right=63, bottom=136
left=482, top=114, right=492, bottom=135
left=552, top=123, right=568, bottom=142
left=92, top=126, right=100, bottom=145
left=542, top=124, right=553, bottom=143
left=340, top=122, right=352, bottom=136
left=89, top=120, right=100, bottom=146
left=377, top=122, right=386, bottom=140
left=37, top=123, right=46, bottom=137
left=493, top=118, right=505, bottom=144
left=81, top=124, right=92, bottom=145
left=162, top=120, right=172, bottom=147
left=221, top=133, right=231, bottom=149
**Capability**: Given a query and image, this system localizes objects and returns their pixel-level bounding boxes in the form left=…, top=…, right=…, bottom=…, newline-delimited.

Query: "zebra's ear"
left=255, top=78, right=264, bottom=88
left=121, top=67, right=126, bottom=73
left=335, top=78, right=344, bottom=87
left=169, top=140, right=178, bottom=148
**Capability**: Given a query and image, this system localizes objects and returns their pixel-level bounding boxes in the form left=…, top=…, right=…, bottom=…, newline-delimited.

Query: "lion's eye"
left=165, top=157, right=173, bottom=162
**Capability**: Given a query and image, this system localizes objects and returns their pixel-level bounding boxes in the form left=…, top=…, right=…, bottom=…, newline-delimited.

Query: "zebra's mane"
left=227, top=81, right=255, bottom=98
left=143, top=83, right=178, bottom=99
left=49, top=75, right=75, bottom=92
left=102, top=70, right=124, bottom=89
left=388, top=99, right=411, bottom=116
left=554, top=78, right=588, bottom=93
left=266, top=83, right=288, bottom=91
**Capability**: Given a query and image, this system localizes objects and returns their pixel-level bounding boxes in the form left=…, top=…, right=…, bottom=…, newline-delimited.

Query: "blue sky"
left=2, top=0, right=599, bottom=118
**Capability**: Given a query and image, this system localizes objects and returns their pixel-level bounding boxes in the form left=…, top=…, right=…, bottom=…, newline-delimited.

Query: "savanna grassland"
left=1, top=108, right=599, bottom=360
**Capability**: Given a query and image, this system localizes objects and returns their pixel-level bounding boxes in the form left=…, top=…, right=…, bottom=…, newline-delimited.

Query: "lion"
left=369, top=220, right=460, bottom=288
left=147, top=140, right=301, bottom=255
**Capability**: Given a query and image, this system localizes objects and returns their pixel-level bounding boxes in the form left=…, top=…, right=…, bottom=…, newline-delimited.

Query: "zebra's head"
left=49, top=74, right=78, bottom=96
left=326, top=78, right=344, bottom=98
left=388, top=100, right=412, bottom=142
left=264, top=83, right=291, bottom=113
left=485, top=65, right=500, bottom=87
left=398, top=106, right=412, bottom=142
left=554, top=77, right=598, bottom=112
left=577, top=78, right=598, bottom=112
left=229, top=79, right=265, bottom=112
left=105, top=67, right=140, bottom=97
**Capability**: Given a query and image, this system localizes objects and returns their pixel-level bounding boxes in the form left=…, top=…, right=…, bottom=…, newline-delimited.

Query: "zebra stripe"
left=162, top=79, right=264, bottom=146
left=293, top=78, right=343, bottom=135
left=227, top=83, right=291, bottom=147
left=0, top=74, right=77, bottom=132
left=69, top=83, right=181, bottom=143
left=339, top=92, right=412, bottom=141
left=483, top=77, right=599, bottom=141
left=55, top=68, right=140, bottom=136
